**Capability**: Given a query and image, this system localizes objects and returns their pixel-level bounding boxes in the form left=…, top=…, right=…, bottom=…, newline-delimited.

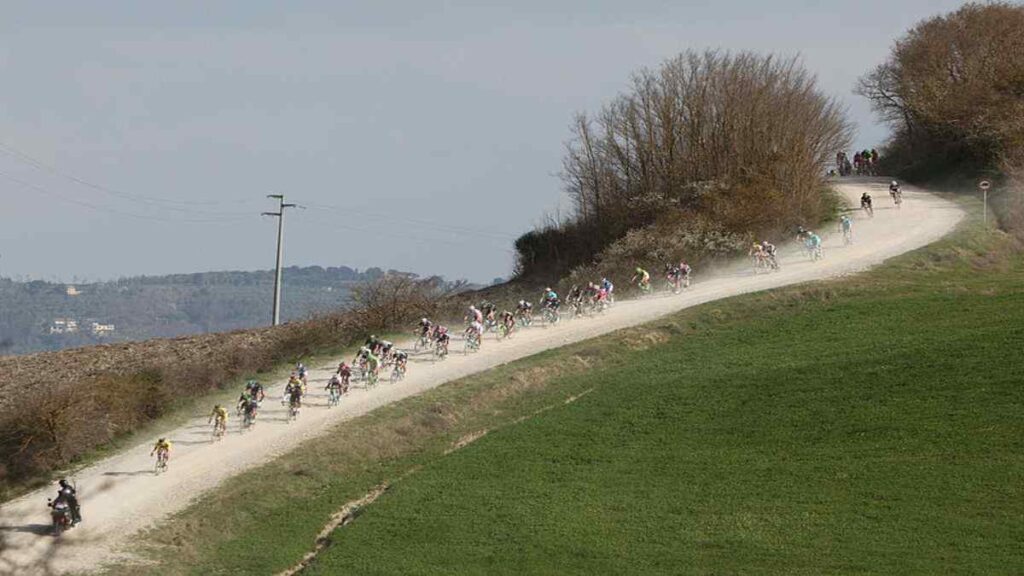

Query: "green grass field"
left=118, top=213, right=1024, bottom=575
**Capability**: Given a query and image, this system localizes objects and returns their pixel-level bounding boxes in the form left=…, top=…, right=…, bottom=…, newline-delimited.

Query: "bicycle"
left=464, top=331, right=481, bottom=353
left=809, top=244, right=823, bottom=262
left=288, top=399, right=301, bottom=421
left=541, top=305, right=560, bottom=325
left=499, top=321, right=513, bottom=340
left=212, top=418, right=226, bottom=441
left=516, top=311, right=533, bottom=328
left=241, top=409, right=256, bottom=430
left=390, top=365, right=405, bottom=384
left=154, top=450, right=169, bottom=474
left=327, top=387, right=342, bottom=407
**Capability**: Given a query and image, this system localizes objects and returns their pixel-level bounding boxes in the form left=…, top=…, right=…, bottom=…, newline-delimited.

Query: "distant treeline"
left=0, top=265, right=421, bottom=356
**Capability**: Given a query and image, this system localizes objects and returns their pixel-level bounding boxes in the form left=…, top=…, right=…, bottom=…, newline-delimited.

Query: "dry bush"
left=517, top=49, right=851, bottom=279
left=565, top=214, right=749, bottom=292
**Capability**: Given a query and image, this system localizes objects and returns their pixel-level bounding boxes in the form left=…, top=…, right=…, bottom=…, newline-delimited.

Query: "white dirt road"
left=0, top=179, right=963, bottom=575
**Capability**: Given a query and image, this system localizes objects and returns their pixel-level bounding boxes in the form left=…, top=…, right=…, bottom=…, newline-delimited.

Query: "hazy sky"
left=0, top=1, right=966, bottom=283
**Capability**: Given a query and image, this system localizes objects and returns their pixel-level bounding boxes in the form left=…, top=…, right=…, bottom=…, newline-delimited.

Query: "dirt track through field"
left=0, top=179, right=963, bottom=575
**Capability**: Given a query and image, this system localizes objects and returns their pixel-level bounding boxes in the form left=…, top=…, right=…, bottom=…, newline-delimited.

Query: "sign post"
left=978, top=180, right=991, bottom=225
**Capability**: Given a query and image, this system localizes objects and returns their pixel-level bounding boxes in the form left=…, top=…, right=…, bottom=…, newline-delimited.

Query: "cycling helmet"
left=761, top=240, right=769, bottom=246
left=58, top=479, right=69, bottom=488
left=635, top=268, right=642, bottom=274
left=891, top=180, right=898, bottom=186
left=421, top=317, right=427, bottom=324
left=159, top=438, right=166, bottom=443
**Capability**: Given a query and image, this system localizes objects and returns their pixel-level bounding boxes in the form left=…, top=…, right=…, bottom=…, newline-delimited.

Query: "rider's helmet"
left=891, top=180, right=898, bottom=186
left=159, top=437, right=166, bottom=443
left=215, top=404, right=221, bottom=410
left=635, top=268, right=642, bottom=274
left=421, top=317, right=428, bottom=324
left=58, top=478, right=69, bottom=488
left=469, top=305, right=477, bottom=311
left=761, top=240, right=769, bottom=247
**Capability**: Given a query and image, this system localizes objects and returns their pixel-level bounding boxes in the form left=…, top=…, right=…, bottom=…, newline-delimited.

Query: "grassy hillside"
left=110, top=209, right=1023, bottom=575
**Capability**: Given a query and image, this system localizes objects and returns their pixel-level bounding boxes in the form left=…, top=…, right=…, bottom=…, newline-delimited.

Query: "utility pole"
left=263, top=194, right=296, bottom=326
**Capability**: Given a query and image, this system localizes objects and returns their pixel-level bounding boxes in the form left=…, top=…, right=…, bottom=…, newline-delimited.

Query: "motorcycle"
left=48, top=499, right=73, bottom=536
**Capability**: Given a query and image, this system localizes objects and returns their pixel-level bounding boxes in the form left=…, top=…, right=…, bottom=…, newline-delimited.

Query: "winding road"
left=0, top=179, right=964, bottom=575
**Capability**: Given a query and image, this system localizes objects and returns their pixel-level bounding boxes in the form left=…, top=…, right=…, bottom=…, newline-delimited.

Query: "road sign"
left=979, top=181, right=991, bottom=225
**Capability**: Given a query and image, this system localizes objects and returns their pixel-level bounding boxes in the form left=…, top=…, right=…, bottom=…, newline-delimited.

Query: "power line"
left=0, top=169, right=251, bottom=224
left=0, top=142, right=255, bottom=216
left=303, top=201, right=518, bottom=241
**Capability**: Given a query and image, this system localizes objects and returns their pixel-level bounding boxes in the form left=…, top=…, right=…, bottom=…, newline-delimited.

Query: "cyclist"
left=337, top=361, right=352, bottom=388
left=378, top=339, right=395, bottom=363
left=326, top=373, right=345, bottom=402
left=434, top=325, right=451, bottom=355
left=365, top=349, right=381, bottom=381
left=567, top=284, right=584, bottom=314
left=245, top=380, right=265, bottom=404
left=679, top=260, right=694, bottom=284
left=749, top=242, right=765, bottom=261
left=662, top=264, right=678, bottom=292
left=601, top=278, right=614, bottom=303
left=540, top=287, right=560, bottom=310
left=354, top=345, right=372, bottom=366
left=237, top=389, right=255, bottom=414
left=418, top=317, right=434, bottom=339
left=295, top=362, right=308, bottom=386
left=840, top=215, right=853, bottom=243
left=368, top=332, right=385, bottom=354
left=806, top=230, right=823, bottom=258
left=151, top=438, right=172, bottom=463
left=466, top=305, right=483, bottom=326
left=759, top=243, right=778, bottom=270
left=516, top=299, right=534, bottom=323
left=392, top=350, right=409, bottom=376
left=208, top=404, right=228, bottom=433
left=287, top=372, right=305, bottom=395
left=631, top=268, right=650, bottom=291
left=239, top=395, right=258, bottom=424
left=861, top=192, right=873, bottom=215
left=479, top=301, right=497, bottom=330
left=465, top=320, right=484, bottom=348
left=499, top=309, right=516, bottom=335
left=285, top=378, right=303, bottom=410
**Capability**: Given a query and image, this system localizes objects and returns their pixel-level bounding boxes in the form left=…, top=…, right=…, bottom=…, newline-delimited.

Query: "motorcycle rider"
left=55, top=479, right=81, bottom=525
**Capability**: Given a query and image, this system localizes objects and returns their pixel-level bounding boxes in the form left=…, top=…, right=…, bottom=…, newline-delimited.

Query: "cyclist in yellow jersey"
left=151, top=438, right=172, bottom=459
left=208, top=405, right=228, bottom=430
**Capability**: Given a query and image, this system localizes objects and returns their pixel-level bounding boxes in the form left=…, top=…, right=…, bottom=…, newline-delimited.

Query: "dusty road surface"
left=0, top=179, right=963, bottom=575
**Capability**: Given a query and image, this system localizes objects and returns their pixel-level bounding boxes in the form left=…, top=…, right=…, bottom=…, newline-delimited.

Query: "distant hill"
left=0, top=265, right=417, bottom=355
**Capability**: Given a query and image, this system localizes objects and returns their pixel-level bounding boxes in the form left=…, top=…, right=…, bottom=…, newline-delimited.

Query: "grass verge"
left=110, top=207, right=1024, bottom=575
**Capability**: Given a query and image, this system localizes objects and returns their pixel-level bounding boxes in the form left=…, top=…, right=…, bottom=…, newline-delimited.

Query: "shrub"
left=517, top=50, right=851, bottom=279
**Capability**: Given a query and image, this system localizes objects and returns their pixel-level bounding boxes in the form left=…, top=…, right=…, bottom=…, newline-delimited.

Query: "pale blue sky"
left=0, top=1, right=964, bottom=283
